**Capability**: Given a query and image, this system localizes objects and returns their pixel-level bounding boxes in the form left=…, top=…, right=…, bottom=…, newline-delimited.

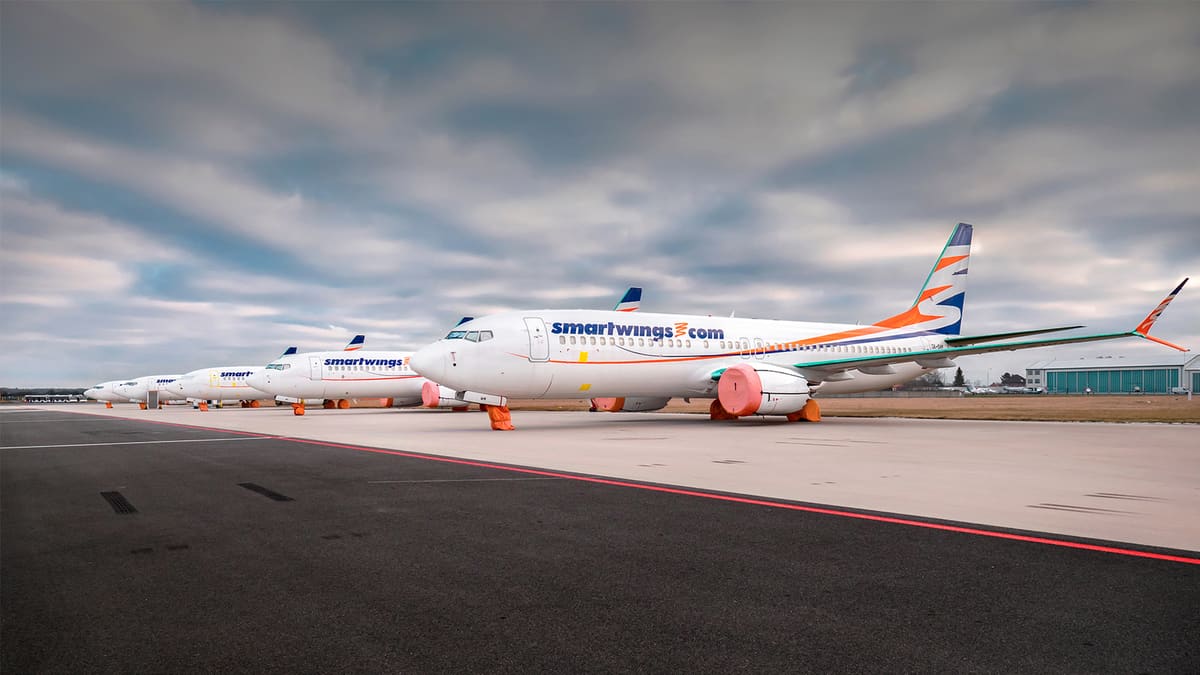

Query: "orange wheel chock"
left=198, top=402, right=209, bottom=411
left=484, top=404, right=515, bottom=430
left=139, top=402, right=148, bottom=410
left=383, top=398, right=393, bottom=408
left=338, top=399, right=351, bottom=409
left=105, top=402, right=113, bottom=409
left=709, top=399, right=738, bottom=421
left=786, top=399, right=821, bottom=423
left=249, top=400, right=261, bottom=408
left=292, top=403, right=305, bottom=416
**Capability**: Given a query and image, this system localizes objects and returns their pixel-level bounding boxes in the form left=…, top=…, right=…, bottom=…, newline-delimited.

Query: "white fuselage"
left=409, top=310, right=939, bottom=400
left=84, top=380, right=129, bottom=403
left=112, top=374, right=187, bottom=402
left=245, top=350, right=427, bottom=403
left=170, top=366, right=273, bottom=402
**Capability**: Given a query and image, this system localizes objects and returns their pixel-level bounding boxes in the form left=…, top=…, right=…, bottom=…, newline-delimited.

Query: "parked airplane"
left=409, top=223, right=1188, bottom=430
left=246, top=334, right=443, bottom=415
left=112, top=374, right=187, bottom=408
left=168, top=346, right=298, bottom=408
left=83, top=379, right=130, bottom=406
left=248, top=288, right=644, bottom=417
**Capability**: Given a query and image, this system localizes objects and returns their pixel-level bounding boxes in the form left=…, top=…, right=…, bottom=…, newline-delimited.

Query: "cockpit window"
left=445, top=330, right=467, bottom=340
left=465, top=331, right=480, bottom=342
left=265, top=362, right=291, bottom=370
left=479, top=330, right=494, bottom=342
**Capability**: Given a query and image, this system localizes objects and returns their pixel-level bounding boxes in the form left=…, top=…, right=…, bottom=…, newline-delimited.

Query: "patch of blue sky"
left=444, top=80, right=670, bottom=169
left=363, top=34, right=472, bottom=86
left=979, top=79, right=1173, bottom=133
left=1077, top=212, right=1200, bottom=262
left=6, top=98, right=166, bottom=154
left=841, top=44, right=916, bottom=99
left=688, top=196, right=760, bottom=231
left=245, top=149, right=377, bottom=203
left=446, top=100, right=615, bottom=169
left=4, top=161, right=316, bottom=280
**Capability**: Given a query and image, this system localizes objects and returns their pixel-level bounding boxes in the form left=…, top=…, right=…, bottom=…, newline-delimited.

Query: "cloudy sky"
left=2, top=1, right=1197, bottom=388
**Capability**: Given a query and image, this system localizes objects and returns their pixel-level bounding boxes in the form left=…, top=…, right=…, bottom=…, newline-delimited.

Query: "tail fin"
left=614, top=287, right=642, bottom=312
left=454, top=316, right=474, bottom=327
left=874, top=223, right=972, bottom=335
left=344, top=334, right=365, bottom=351
left=279, top=346, right=298, bottom=358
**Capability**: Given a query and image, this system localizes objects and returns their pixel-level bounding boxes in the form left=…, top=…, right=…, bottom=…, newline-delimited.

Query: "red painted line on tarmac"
left=53, top=408, right=1200, bottom=566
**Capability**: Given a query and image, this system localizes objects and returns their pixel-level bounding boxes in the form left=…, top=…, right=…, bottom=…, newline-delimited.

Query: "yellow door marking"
left=579, top=352, right=589, bottom=362
left=579, top=383, right=591, bottom=392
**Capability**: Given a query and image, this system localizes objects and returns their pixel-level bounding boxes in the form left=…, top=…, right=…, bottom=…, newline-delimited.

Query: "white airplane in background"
left=409, top=223, right=1189, bottom=430
left=168, top=346, right=298, bottom=408
left=247, top=288, right=645, bottom=416
left=112, top=374, right=187, bottom=408
left=246, top=329, right=458, bottom=415
left=84, top=380, right=130, bottom=406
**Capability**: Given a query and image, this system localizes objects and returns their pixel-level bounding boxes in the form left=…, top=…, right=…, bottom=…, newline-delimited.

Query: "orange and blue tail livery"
left=874, top=222, right=972, bottom=335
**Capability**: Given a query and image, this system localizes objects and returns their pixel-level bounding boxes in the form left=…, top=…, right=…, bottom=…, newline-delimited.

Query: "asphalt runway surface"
left=3, top=407, right=1198, bottom=673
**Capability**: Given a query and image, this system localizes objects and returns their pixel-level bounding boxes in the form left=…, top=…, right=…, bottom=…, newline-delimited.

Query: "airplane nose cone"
left=409, top=346, right=445, bottom=382
left=84, top=389, right=98, bottom=399
left=245, top=371, right=268, bottom=392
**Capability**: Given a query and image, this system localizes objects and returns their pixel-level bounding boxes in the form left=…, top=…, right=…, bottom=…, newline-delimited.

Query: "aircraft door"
left=754, top=338, right=766, bottom=360
left=524, top=317, right=550, bottom=362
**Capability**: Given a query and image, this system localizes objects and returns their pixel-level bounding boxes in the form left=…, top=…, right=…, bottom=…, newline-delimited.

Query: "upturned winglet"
left=1133, top=278, right=1189, bottom=351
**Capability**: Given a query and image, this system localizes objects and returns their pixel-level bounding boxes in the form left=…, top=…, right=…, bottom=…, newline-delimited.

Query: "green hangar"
left=1026, top=354, right=1199, bottom=394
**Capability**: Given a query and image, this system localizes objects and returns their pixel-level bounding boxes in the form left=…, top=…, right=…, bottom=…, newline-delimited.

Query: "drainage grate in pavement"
left=101, top=491, right=138, bottom=514
left=238, top=482, right=294, bottom=502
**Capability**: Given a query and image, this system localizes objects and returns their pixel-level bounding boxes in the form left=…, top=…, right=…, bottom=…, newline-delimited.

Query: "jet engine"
left=717, top=363, right=811, bottom=416
left=590, top=397, right=671, bottom=412
left=421, top=381, right=470, bottom=410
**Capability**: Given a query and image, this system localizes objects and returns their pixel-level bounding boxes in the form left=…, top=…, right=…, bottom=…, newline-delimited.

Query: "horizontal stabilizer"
left=945, top=325, right=1083, bottom=346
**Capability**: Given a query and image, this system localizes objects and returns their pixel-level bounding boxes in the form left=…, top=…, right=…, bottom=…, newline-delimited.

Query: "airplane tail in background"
left=344, top=335, right=365, bottom=351
left=454, top=316, right=474, bottom=327
left=614, top=287, right=642, bottom=312
left=873, top=222, right=972, bottom=336
left=279, top=346, right=298, bottom=358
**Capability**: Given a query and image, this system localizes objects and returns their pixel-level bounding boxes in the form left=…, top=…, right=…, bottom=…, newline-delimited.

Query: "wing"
left=793, top=279, right=1188, bottom=379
